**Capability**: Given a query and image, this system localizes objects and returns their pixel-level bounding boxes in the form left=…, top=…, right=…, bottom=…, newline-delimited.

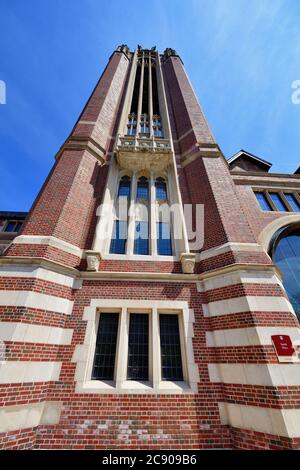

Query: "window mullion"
left=152, top=307, right=160, bottom=391
left=115, top=307, right=128, bottom=390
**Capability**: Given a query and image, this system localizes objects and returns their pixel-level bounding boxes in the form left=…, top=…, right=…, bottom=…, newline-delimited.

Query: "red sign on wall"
left=271, top=335, right=296, bottom=360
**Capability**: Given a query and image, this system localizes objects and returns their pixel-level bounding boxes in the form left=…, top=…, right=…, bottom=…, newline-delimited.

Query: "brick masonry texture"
left=1, top=48, right=300, bottom=450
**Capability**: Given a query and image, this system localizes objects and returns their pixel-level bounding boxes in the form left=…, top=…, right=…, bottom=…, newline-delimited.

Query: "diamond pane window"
left=110, top=220, right=127, bottom=254
left=127, top=314, right=149, bottom=380
left=159, top=314, right=183, bottom=381
left=92, top=313, right=119, bottom=380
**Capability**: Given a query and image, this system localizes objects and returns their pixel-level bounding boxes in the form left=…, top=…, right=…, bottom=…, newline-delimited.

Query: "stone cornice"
left=0, top=256, right=281, bottom=283
left=55, top=136, right=106, bottom=164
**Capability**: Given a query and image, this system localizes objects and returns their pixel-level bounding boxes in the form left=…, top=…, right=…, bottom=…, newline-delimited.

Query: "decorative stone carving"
left=116, top=44, right=130, bottom=56
left=116, top=136, right=172, bottom=173
left=163, top=48, right=178, bottom=59
left=85, top=251, right=101, bottom=271
left=180, top=253, right=196, bottom=274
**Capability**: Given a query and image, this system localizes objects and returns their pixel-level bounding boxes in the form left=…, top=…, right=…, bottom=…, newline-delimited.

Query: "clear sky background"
left=0, top=0, right=299, bottom=211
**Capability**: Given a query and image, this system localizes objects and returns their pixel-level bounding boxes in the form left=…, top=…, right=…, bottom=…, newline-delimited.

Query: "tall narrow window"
left=127, top=314, right=149, bottom=380
left=255, top=192, right=273, bottom=211
left=110, top=220, right=127, bottom=254
left=136, top=176, right=149, bottom=200
left=284, top=194, right=300, bottom=212
left=134, top=222, right=149, bottom=255
left=157, top=222, right=172, bottom=256
left=159, top=314, right=183, bottom=381
left=134, top=177, right=149, bottom=255
left=269, top=193, right=288, bottom=212
left=127, top=113, right=137, bottom=136
left=110, top=176, right=131, bottom=254
left=118, top=175, right=131, bottom=198
left=156, top=177, right=172, bottom=256
left=92, top=313, right=119, bottom=380
left=155, top=178, right=167, bottom=201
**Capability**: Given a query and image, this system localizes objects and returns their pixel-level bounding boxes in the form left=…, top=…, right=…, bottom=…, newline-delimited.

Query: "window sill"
left=75, top=379, right=197, bottom=395
left=103, top=254, right=179, bottom=262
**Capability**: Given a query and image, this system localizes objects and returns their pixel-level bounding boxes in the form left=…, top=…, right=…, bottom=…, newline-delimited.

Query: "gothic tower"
left=1, top=45, right=300, bottom=449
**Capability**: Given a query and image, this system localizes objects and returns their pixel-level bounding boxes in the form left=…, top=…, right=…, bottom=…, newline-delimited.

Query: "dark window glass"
left=134, top=222, right=149, bottom=255
left=157, top=222, right=172, bottom=256
left=118, top=177, right=131, bottom=198
left=110, top=220, right=127, bottom=254
left=127, top=314, right=149, bottom=380
left=159, top=314, right=183, bottom=381
left=136, top=178, right=149, bottom=200
left=273, top=232, right=300, bottom=320
left=14, top=222, right=23, bottom=232
left=155, top=178, right=167, bottom=200
left=255, top=192, right=272, bottom=211
left=4, top=221, right=19, bottom=232
left=269, top=193, right=288, bottom=212
left=92, top=313, right=119, bottom=380
left=284, top=194, right=300, bottom=212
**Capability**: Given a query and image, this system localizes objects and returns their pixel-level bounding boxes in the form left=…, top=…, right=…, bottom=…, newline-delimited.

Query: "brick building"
left=0, top=45, right=300, bottom=450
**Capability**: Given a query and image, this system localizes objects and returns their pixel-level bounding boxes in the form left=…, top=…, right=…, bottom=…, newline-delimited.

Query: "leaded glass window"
left=92, top=313, right=119, bottom=380
left=159, top=314, right=183, bottom=381
left=127, top=314, right=149, bottom=380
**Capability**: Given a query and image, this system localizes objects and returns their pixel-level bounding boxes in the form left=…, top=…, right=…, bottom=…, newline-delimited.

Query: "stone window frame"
left=253, top=188, right=300, bottom=213
left=72, top=299, right=199, bottom=394
left=105, top=169, right=177, bottom=260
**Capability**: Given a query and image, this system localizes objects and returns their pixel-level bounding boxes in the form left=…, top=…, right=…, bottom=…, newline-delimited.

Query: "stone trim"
left=197, top=242, right=264, bottom=261
left=0, top=401, right=62, bottom=434
left=218, top=402, right=300, bottom=438
left=13, top=235, right=83, bottom=258
left=0, top=361, right=61, bottom=384
left=0, top=290, right=74, bottom=315
left=209, top=363, right=300, bottom=386
left=203, top=295, right=295, bottom=318
left=0, top=322, right=73, bottom=345
left=258, top=214, right=300, bottom=252
left=206, top=326, right=300, bottom=348
left=72, top=299, right=199, bottom=394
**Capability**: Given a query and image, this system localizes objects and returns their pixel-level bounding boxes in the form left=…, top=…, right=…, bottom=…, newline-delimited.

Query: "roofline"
left=0, top=211, right=28, bottom=218
left=227, top=149, right=272, bottom=168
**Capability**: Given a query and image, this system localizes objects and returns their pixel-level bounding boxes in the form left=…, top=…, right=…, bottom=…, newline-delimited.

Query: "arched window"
left=117, top=175, right=131, bottom=198
left=271, top=225, right=300, bottom=320
left=155, top=177, right=167, bottom=201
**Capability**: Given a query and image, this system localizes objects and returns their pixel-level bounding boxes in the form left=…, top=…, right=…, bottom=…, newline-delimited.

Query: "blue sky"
left=0, top=0, right=299, bottom=211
